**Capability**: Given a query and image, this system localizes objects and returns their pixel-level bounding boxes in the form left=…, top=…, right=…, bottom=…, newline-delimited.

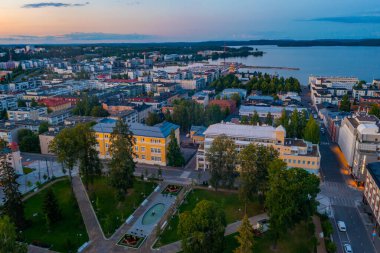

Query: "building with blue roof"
left=93, top=120, right=180, bottom=166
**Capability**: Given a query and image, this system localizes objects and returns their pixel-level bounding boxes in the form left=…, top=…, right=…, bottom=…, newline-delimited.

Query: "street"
left=319, top=131, right=379, bottom=253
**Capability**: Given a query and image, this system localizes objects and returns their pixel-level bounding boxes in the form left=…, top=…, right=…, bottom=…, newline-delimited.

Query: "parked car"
left=254, top=218, right=269, bottom=233
left=337, top=221, right=347, bottom=232
left=344, top=243, right=353, bottom=253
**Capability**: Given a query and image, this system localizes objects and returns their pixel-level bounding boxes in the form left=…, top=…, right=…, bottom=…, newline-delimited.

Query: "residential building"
left=190, top=125, right=207, bottom=144
left=364, top=162, right=380, bottom=234
left=93, top=120, right=180, bottom=166
left=108, top=110, right=138, bottom=123
left=0, top=143, right=23, bottom=175
left=192, top=92, right=210, bottom=108
left=39, top=130, right=60, bottom=155
left=221, top=88, right=247, bottom=99
left=38, top=98, right=72, bottom=112
left=0, top=95, right=18, bottom=111
left=197, top=123, right=321, bottom=174
left=239, top=105, right=306, bottom=119
left=338, top=114, right=380, bottom=184
left=7, top=107, right=47, bottom=121
left=0, top=122, right=24, bottom=143
left=39, top=109, right=72, bottom=125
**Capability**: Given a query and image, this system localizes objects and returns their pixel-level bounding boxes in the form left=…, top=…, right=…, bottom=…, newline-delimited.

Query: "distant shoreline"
left=2, top=39, right=380, bottom=47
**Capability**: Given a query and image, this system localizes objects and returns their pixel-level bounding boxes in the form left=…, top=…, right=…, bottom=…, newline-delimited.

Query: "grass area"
left=87, top=177, right=157, bottom=237
left=155, top=188, right=263, bottom=247
left=224, top=221, right=316, bottom=253
left=22, top=167, right=35, bottom=174
left=22, top=179, right=88, bottom=252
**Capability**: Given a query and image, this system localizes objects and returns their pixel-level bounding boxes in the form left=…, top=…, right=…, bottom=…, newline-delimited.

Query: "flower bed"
left=118, top=233, right=145, bottom=248
left=162, top=184, right=183, bottom=195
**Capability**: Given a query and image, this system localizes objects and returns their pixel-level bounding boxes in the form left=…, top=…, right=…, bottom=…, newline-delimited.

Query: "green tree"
left=239, top=144, right=279, bottom=203
left=0, top=216, right=27, bottom=253
left=206, top=135, right=237, bottom=189
left=75, top=123, right=102, bottom=189
left=250, top=111, right=260, bottom=125
left=205, top=105, right=224, bottom=126
left=178, top=200, right=226, bottom=253
left=49, top=127, right=79, bottom=183
left=90, top=106, right=110, bottom=117
left=234, top=214, right=254, bottom=253
left=108, top=119, right=135, bottom=200
left=17, top=99, right=26, bottom=107
left=241, top=115, right=248, bottom=124
left=38, top=121, right=50, bottom=134
left=303, top=116, right=320, bottom=144
left=369, top=104, right=380, bottom=118
left=42, top=188, right=62, bottom=228
left=275, top=109, right=288, bottom=129
left=265, top=112, right=273, bottom=125
left=265, top=160, right=320, bottom=246
left=167, top=129, right=185, bottom=167
left=0, top=109, right=8, bottom=120
left=288, top=109, right=300, bottom=138
left=231, top=93, right=242, bottom=107
left=30, top=98, right=38, bottom=107
left=18, top=129, right=40, bottom=153
left=145, top=112, right=162, bottom=126
left=339, top=94, right=351, bottom=112
left=0, top=158, right=27, bottom=229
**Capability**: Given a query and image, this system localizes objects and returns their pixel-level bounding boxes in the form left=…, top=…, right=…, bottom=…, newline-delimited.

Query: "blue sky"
left=1, top=0, right=380, bottom=43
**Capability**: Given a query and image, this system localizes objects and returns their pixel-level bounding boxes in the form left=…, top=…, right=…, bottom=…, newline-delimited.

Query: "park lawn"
left=155, top=188, right=262, bottom=247
left=87, top=177, right=157, bottom=237
left=224, top=221, right=316, bottom=253
left=22, top=179, right=88, bottom=252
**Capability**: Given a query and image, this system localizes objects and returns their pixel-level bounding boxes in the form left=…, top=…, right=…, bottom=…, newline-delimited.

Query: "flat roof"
left=204, top=123, right=276, bottom=139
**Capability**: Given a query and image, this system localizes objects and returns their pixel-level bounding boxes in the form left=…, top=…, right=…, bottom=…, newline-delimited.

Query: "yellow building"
left=93, top=119, right=180, bottom=166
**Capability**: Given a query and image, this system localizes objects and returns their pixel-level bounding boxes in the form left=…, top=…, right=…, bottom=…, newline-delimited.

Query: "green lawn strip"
left=224, top=221, right=315, bottom=253
left=87, top=177, right=157, bottom=237
left=22, top=167, right=35, bottom=174
left=155, top=189, right=262, bottom=247
left=22, top=179, right=88, bottom=252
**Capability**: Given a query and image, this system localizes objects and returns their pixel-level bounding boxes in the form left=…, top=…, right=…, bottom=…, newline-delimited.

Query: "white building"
left=338, top=114, right=380, bottom=184
left=8, top=107, right=47, bottom=121
left=197, top=123, right=321, bottom=174
left=0, top=95, right=18, bottom=111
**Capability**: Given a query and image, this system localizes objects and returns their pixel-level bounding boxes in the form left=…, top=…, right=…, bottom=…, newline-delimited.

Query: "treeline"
left=72, top=94, right=110, bottom=117
left=275, top=109, right=320, bottom=144
left=209, top=73, right=302, bottom=94
left=165, top=99, right=229, bottom=132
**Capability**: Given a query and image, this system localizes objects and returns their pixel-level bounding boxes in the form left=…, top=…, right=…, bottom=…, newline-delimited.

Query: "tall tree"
left=76, top=123, right=102, bottom=189
left=49, top=127, right=79, bottom=183
left=303, top=116, right=320, bottom=144
left=0, top=216, right=27, bottom=253
left=167, top=129, right=185, bottom=167
left=265, top=160, right=320, bottom=246
left=206, top=135, right=237, bottom=189
left=108, top=119, right=136, bottom=200
left=18, top=129, right=40, bottom=153
left=239, top=144, right=279, bottom=203
left=178, top=200, right=226, bottom=253
left=234, top=214, right=254, bottom=253
left=288, top=109, right=300, bottom=138
left=339, top=94, right=351, bottom=112
left=38, top=121, right=50, bottom=134
left=0, top=157, right=26, bottom=229
left=265, top=112, right=273, bottom=126
left=230, top=93, right=242, bottom=107
left=42, top=188, right=62, bottom=228
left=369, top=104, right=380, bottom=118
left=250, top=111, right=260, bottom=125
left=145, top=112, right=163, bottom=126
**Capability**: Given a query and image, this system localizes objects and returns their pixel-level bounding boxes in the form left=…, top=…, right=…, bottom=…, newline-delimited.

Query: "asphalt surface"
left=319, top=131, right=378, bottom=253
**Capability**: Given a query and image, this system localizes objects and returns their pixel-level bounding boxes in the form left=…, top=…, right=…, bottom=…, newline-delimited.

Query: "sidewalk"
left=313, top=216, right=327, bottom=253
left=156, top=213, right=268, bottom=253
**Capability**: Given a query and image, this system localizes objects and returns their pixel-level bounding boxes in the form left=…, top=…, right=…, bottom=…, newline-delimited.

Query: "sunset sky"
left=2, top=0, right=380, bottom=43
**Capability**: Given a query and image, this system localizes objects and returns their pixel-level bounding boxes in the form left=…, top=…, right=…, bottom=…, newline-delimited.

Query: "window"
left=293, top=160, right=296, bottom=163
left=141, top=155, right=146, bottom=160
left=303, top=160, right=306, bottom=164
left=135, top=146, right=138, bottom=151
left=298, top=160, right=301, bottom=164
left=151, top=139, right=161, bottom=144
left=307, top=161, right=310, bottom=165
left=105, top=143, right=109, bottom=148
left=312, top=162, right=315, bottom=165
left=141, top=147, right=145, bottom=152
left=151, top=148, right=161, bottom=153
left=141, top=138, right=145, bottom=142
left=152, top=156, right=162, bottom=162
left=105, top=134, right=109, bottom=138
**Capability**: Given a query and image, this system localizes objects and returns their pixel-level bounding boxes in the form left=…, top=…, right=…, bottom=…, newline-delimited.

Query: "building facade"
left=338, top=114, right=380, bottom=185
left=364, top=162, right=380, bottom=234
left=8, top=107, right=47, bottom=121
left=196, top=123, right=321, bottom=174
left=93, top=120, right=180, bottom=166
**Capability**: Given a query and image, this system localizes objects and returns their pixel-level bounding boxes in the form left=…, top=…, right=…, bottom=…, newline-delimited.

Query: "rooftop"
left=204, top=123, right=277, bottom=139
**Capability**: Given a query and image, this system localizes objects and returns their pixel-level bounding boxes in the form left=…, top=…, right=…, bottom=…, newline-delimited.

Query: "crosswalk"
left=330, top=196, right=358, bottom=207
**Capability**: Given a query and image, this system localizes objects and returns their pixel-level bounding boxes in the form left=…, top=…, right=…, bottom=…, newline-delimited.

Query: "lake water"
left=208, top=45, right=380, bottom=85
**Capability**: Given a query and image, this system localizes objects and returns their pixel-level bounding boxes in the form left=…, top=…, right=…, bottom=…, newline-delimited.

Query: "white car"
left=344, top=243, right=353, bottom=253
left=337, top=221, right=347, bottom=232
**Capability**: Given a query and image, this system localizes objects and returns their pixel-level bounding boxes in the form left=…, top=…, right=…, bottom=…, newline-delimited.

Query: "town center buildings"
left=196, top=123, right=321, bottom=174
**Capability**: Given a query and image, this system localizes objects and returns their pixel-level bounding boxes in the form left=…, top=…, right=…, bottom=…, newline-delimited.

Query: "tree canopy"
left=167, top=129, right=185, bottom=167
left=0, top=216, right=27, bottom=253
left=178, top=200, right=226, bottom=253
left=339, top=94, right=351, bottom=112
left=234, top=214, right=254, bottom=253
left=18, top=129, right=40, bottom=153
left=303, top=116, right=320, bottom=144
left=206, top=135, right=237, bottom=189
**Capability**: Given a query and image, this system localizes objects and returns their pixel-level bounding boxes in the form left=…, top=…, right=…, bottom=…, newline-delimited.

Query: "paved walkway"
left=313, top=216, right=327, bottom=253
left=28, top=245, right=59, bottom=253
left=157, top=213, right=269, bottom=253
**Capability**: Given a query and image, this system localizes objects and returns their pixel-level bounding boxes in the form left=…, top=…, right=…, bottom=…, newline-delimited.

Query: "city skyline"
left=2, top=0, right=380, bottom=43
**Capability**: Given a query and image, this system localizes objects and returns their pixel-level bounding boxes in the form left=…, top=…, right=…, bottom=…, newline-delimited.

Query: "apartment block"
left=7, top=107, right=47, bottom=121
left=364, top=162, right=380, bottom=233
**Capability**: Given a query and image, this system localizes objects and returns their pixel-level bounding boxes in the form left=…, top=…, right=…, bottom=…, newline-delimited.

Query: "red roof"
left=39, top=98, right=72, bottom=107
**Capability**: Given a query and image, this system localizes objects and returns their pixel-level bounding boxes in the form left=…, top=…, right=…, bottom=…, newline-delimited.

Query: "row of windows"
left=135, top=154, right=162, bottom=161
left=284, top=158, right=316, bottom=166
